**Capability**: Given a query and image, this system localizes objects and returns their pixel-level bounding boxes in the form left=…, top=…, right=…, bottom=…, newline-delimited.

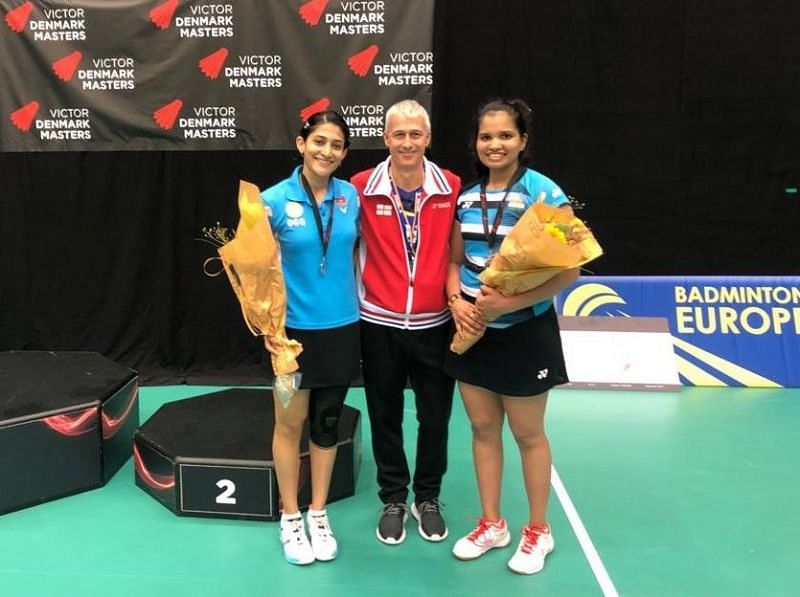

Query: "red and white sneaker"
left=452, top=517, right=511, bottom=560
left=508, top=523, right=555, bottom=574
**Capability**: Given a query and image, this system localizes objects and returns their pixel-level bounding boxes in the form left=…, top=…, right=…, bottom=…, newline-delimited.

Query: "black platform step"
left=0, top=351, right=139, bottom=515
left=134, top=388, right=362, bottom=521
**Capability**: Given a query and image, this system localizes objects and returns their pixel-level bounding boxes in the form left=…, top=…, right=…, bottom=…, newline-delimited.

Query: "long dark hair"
left=469, top=98, right=533, bottom=181
left=299, top=110, right=352, bottom=148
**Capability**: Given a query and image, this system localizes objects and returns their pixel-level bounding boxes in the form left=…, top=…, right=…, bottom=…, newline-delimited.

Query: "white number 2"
left=215, top=479, right=237, bottom=504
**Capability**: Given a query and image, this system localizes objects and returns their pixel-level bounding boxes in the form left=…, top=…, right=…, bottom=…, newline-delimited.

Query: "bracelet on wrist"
left=448, top=293, right=461, bottom=306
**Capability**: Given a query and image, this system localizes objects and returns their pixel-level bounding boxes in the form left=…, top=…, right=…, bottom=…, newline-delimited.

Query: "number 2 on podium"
left=215, top=479, right=237, bottom=504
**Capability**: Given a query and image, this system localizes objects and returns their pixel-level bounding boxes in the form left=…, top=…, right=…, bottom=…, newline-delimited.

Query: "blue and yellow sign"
left=558, top=277, right=800, bottom=388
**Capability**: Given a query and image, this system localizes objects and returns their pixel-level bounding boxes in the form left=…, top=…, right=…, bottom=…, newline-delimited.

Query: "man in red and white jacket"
left=351, top=99, right=461, bottom=546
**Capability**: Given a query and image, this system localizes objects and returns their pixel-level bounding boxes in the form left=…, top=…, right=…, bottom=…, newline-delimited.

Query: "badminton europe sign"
left=0, top=0, right=434, bottom=151
left=558, top=276, right=800, bottom=388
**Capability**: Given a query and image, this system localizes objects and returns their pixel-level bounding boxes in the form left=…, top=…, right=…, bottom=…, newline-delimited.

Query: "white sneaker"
left=508, top=524, right=555, bottom=574
left=452, top=517, right=511, bottom=560
left=280, top=513, right=314, bottom=565
left=306, top=508, right=338, bottom=561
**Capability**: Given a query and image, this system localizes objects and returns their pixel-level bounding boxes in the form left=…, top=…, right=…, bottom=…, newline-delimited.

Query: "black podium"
left=0, top=351, right=139, bottom=515
left=134, top=388, right=362, bottom=521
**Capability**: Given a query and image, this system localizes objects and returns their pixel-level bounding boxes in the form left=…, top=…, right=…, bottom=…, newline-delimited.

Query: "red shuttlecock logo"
left=5, top=1, right=33, bottom=32
left=348, top=44, right=378, bottom=78
left=52, top=51, right=83, bottom=82
left=300, top=97, right=331, bottom=122
left=153, top=99, right=182, bottom=130
left=198, top=48, right=228, bottom=80
left=298, top=0, right=329, bottom=26
left=149, top=0, right=178, bottom=30
left=10, top=101, right=39, bottom=132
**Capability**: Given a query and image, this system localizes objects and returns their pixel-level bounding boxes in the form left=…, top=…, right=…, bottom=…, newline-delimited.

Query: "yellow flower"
left=544, top=222, right=568, bottom=244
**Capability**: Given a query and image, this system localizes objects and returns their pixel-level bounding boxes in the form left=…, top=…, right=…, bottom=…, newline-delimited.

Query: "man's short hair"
left=384, top=99, right=431, bottom=134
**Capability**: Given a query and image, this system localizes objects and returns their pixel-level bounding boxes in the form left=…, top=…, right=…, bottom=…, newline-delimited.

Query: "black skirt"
left=443, top=306, right=568, bottom=397
left=267, top=322, right=361, bottom=389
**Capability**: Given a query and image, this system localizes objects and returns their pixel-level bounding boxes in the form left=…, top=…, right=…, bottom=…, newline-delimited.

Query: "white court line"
left=551, top=465, right=620, bottom=597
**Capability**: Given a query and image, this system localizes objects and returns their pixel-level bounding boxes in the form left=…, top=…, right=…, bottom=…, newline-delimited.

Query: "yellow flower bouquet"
left=450, top=195, right=603, bottom=354
left=204, top=180, right=303, bottom=403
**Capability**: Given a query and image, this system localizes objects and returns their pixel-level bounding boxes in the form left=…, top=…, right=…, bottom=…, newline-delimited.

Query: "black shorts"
left=267, top=322, right=361, bottom=389
left=443, top=306, right=568, bottom=397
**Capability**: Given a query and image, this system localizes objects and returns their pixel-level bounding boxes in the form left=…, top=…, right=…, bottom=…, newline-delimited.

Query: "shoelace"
left=284, top=518, right=305, bottom=543
left=519, top=525, right=548, bottom=554
left=382, top=503, right=406, bottom=516
left=467, top=517, right=500, bottom=542
left=418, top=499, right=443, bottom=514
left=310, top=514, right=333, bottom=540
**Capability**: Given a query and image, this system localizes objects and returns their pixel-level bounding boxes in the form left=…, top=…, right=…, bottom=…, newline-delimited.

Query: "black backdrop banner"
left=0, top=0, right=433, bottom=151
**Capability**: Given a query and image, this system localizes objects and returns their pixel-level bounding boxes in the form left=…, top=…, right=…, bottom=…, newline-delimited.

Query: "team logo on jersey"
left=508, top=197, right=525, bottom=210
left=376, top=203, right=392, bottom=216
left=286, top=201, right=304, bottom=218
left=335, top=196, right=348, bottom=214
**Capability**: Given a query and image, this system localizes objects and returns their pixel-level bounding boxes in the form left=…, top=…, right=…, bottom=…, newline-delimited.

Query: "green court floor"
left=2, top=385, right=798, bottom=596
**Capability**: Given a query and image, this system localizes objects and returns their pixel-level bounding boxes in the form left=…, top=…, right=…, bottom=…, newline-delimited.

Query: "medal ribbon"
left=478, top=165, right=525, bottom=250
left=389, top=177, right=422, bottom=267
left=300, top=172, right=334, bottom=274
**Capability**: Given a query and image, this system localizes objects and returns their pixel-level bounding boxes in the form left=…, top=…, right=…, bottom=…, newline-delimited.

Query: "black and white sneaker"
left=411, top=498, right=448, bottom=541
left=376, top=502, right=408, bottom=545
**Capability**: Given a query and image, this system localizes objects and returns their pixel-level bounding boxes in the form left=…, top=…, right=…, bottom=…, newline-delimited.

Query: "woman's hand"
left=451, top=297, right=486, bottom=337
left=263, top=335, right=281, bottom=356
left=475, top=285, right=514, bottom=322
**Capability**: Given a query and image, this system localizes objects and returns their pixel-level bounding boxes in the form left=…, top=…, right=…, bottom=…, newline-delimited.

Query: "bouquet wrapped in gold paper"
left=450, top=195, right=603, bottom=354
left=205, top=180, right=303, bottom=403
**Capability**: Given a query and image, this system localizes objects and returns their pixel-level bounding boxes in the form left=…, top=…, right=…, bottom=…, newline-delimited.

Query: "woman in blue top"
left=260, top=111, right=360, bottom=566
left=445, top=99, right=579, bottom=576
